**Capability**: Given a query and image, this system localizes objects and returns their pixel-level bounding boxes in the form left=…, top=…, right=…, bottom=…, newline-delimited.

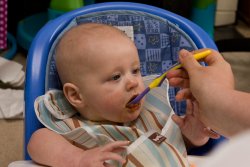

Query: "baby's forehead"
left=58, top=24, right=127, bottom=53
left=67, top=23, right=124, bottom=38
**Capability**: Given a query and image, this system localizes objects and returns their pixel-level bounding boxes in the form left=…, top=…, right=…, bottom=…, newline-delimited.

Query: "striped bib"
left=34, top=75, right=190, bottom=167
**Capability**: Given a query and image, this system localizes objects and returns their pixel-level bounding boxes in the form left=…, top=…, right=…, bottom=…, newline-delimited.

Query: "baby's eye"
left=132, top=68, right=140, bottom=75
left=111, top=74, right=121, bottom=81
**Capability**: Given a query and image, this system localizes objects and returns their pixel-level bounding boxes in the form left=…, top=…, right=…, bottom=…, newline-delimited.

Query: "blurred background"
left=3, top=0, right=250, bottom=55
left=1, top=0, right=250, bottom=166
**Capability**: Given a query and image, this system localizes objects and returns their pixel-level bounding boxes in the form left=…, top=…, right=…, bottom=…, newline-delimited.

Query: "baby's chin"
left=123, top=105, right=143, bottom=122
left=109, top=107, right=142, bottom=124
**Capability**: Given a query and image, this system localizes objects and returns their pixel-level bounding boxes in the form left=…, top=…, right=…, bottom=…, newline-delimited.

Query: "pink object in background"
left=0, top=0, right=7, bottom=50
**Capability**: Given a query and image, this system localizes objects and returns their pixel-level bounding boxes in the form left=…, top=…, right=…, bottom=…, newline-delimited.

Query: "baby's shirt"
left=34, top=75, right=190, bottom=167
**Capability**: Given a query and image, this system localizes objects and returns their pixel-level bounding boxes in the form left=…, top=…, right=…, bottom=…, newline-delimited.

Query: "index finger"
left=166, top=68, right=189, bottom=79
left=203, top=49, right=225, bottom=66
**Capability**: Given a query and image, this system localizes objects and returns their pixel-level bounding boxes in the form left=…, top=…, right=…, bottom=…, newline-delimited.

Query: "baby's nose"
left=126, top=76, right=139, bottom=91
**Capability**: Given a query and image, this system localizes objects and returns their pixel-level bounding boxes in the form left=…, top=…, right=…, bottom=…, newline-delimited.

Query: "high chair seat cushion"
left=34, top=76, right=190, bottom=167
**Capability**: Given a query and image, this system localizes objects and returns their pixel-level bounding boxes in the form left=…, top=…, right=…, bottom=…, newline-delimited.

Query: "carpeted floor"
left=0, top=52, right=26, bottom=167
left=0, top=119, right=24, bottom=167
left=0, top=22, right=250, bottom=167
left=223, top=52, right=250, bottom=93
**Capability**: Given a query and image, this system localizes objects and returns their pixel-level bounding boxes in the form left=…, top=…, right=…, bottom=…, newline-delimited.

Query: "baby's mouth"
left=126, top=95, right=141, bottom=111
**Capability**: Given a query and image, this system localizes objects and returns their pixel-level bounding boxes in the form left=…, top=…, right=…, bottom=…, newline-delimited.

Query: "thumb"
left=179, top=49, right=201, bottom=75
left=171, top=114, right=184, bottom=128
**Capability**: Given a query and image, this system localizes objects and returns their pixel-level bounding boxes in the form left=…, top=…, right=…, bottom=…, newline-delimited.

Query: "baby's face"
left=77, top=39, right=145, bottom=123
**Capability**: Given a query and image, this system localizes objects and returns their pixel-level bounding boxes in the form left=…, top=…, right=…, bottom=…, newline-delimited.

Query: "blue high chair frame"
left=25, top=2, right=222, bottom=160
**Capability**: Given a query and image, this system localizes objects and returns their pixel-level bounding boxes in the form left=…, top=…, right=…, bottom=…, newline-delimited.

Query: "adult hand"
left=167, top=49, right=237, bottom=137
left=172, top=99, right=220, bottom=148
left=167, top=49, right=234, bottom=102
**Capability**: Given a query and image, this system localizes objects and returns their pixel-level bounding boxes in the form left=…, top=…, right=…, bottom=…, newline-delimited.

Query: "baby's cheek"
left=102, top=95, right=121, bottom=109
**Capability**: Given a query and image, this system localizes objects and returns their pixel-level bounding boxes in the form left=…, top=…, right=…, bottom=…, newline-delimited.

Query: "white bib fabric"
left=34, top=75, right=190, bottom=167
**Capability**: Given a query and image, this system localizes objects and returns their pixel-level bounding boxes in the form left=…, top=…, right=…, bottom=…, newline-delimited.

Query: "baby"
left=28, top=23, right=219, bottom=167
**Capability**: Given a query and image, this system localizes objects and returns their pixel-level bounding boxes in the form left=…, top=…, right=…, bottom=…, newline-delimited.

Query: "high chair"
left=24, top=2, right=223, bottom=161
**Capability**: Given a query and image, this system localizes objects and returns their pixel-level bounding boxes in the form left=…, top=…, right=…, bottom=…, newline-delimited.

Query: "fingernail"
left=180, top=50, right=189, bottom=58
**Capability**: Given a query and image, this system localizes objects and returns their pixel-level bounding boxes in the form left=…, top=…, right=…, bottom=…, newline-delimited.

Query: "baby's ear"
left=63, top=83, right=85, bottom=108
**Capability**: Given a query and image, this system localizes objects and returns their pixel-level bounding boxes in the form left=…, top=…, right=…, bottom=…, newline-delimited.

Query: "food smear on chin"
left=126, top=95, right=140, bottom=111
